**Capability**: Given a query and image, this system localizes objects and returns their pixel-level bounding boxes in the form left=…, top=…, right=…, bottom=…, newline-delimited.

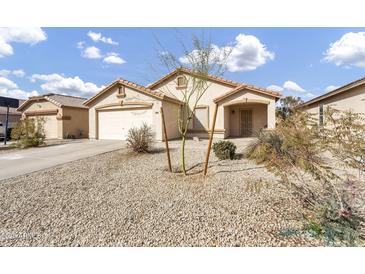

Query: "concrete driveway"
left=0, top=140, right=124, bottom=180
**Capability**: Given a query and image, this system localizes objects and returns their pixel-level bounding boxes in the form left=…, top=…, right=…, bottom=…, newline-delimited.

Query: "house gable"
left=19, top=98, right=59, bottom=113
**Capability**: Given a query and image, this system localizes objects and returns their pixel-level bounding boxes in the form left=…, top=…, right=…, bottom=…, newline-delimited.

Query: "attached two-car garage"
left=98, top=108, right=153, bottom=140
left=84, top=79, right=182, bottom=141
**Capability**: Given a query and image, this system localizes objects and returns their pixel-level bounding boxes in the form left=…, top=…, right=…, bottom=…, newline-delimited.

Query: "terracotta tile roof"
left=213, top=84, right=281, bottom=103
left=84, top=78, right=183, bottom=106
left=45, top=94, right=88, bottom=108
left=147, top=67, right=281, bottom=99
left=18, top=93, right=88, bottom=111
left=299, top=75, right=365, bottom=108
left=147, top=67, right=241, bottom=89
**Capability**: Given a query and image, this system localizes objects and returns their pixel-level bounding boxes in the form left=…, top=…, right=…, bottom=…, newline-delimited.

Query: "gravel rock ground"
left=0, top=139, right=323, bottom=246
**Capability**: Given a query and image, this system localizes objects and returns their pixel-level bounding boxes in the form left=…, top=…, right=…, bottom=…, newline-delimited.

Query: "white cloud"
left=266, top=84, right=283, bottom=92
left=2, top=89, right=39, bottom=99
left=0, top=69, right=11, bottom=77
left=180, top=33, right=274, bottom=72
left=0, top=39, right=13, bottom=57
left=225, top=34, right=274, bottom=72
left=0, top=69, right=25, bottom=77
left=87, top=31, right=118, bottom=45
left=324, top=32, right=365, bottom=68
left=0, top=27, right=46, bottom=58
left=325, top=85, right=339, bottom=92
left=76, top=41, right=85, bottom=49
left=0, top=77, right=18, bottom=89
left=268, top=81, right=314, bottom=98
left=81, top=46, right=102, bottom=59
left=283, top=81, right=306, bottom=93
left=103, top=52, right=126, bottom=65
left=0, top=75, right=38, bottom=99
left=12, top=69, right=25, bottom=77
left=30, top=73, right=102, bottom=96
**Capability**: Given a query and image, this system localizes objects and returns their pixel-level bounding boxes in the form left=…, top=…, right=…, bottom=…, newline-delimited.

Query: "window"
left=176, top=76, right=187, bottom=87
left=319, top=104, right=324, bottom=125
left=193, top=106, right=209, bottom=130
left=117, top=85, right=126, bottom=98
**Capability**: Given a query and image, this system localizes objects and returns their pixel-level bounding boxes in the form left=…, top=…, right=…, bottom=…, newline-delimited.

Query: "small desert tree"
left=156, top=35, right=231, bottom=174
left=11, top=117, right=46, bottom=148
left=245, top=108, right=365, bottom=245
left=276, top=96, right=304, bottom=120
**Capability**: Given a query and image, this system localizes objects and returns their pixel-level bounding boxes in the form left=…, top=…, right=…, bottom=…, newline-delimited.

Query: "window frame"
left=116, top=85, right=126, bottom=98
left=319, top=104, right=324, bottom=125
left=176, top=75, right=187, bottom=88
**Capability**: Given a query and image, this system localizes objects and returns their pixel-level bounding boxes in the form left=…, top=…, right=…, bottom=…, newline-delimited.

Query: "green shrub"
left=11, top=117, right=45, bottom=148
left=212, top=140, right=236, bottom=160
left=126, top=123, right=154, bottom=153
left=303, top=196, right=363, bottom=246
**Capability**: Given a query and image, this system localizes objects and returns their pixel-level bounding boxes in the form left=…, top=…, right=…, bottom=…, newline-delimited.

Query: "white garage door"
left=31, top=115, right=58, bottom=139
left=98, top=108, right=153, bottom=140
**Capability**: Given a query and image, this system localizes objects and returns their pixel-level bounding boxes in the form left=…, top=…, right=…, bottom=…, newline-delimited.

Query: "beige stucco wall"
left=23, top=100, right=58, bottom=111
left=161, top=100, right=181, bottom=140
left=62, top=107, right=89, bottom=138
left=21, top=100, right=88, bottom=139
left=152, top=73, right=277, bottom=139
left=304, top=84, right=365, bottom=123
left=87, top=85, right=164, bottom=140
left=152, top=74, right=233, bottom=138
left=21, top=99, right=63, bottom=139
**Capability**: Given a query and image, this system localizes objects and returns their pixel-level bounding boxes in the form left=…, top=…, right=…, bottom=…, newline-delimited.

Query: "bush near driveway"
left=126, top=123, right=154, bottom=153
left=11, top=117, right=46, bottom=148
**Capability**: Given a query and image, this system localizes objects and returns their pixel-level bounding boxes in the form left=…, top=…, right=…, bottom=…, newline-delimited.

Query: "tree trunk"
left=181, top=134, right=187, bottom=175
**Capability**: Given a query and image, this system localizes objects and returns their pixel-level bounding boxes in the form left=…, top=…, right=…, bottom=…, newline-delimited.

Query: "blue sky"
left=1, top=27, right=365, bottom=101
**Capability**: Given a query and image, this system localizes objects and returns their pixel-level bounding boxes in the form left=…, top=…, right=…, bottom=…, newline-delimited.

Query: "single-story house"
left=85, top=68, right=281, bottom=141
left=300, top=76, right=365, bottom=125
left=18, top=93, right=89, bottom=139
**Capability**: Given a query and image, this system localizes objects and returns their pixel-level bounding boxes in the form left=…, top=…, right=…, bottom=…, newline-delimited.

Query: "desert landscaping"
left=0, top=139, right=326, bottom=247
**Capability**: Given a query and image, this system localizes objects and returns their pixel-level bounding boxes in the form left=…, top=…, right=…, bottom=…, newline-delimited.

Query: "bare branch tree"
left=155, top=33, right=231, bottom=175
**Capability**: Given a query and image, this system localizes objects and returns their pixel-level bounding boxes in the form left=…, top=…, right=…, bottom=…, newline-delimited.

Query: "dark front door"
left=240, top=109, right=253, bottom=137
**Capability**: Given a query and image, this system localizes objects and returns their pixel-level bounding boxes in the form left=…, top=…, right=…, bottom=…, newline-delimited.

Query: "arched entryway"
left=223, top=100, right=269, bottom=138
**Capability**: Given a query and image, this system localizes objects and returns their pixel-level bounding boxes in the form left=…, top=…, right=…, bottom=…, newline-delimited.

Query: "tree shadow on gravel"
left=148, top=147, right=177, bottom=154
left=215, top=166, right=266, bottom=174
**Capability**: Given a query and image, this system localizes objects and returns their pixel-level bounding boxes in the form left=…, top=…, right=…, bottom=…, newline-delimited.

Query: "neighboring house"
left=85, top=68, right=281, bottom=141
left=300, top=76, right=365, bottom=125
left=0, top=96, right=24, bottom=128
left=18, top=93, right=89, bottom=139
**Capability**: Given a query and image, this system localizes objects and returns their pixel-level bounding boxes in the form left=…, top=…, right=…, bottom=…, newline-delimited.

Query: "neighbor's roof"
left=299, top=75, right=365, bottom=108
left=147, top=67, right=281, bottom=99
left=83, top=78, right=183, bottom=106
left=18, top=93, right=88, bottom=111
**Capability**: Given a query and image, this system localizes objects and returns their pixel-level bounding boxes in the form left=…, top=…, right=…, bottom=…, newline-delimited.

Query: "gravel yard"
left=0, top=138, right=323, bottom=246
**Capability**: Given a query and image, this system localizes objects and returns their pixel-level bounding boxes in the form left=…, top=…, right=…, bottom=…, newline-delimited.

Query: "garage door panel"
left=98, top=109, right=152, bottom=140
left=30, top=115, right=58, bottom=139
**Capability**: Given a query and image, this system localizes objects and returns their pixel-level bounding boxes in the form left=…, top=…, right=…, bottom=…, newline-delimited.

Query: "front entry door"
left=240, top=109, right=253, bottom=137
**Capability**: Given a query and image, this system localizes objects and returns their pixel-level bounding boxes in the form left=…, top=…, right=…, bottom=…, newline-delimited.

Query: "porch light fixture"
left=231, top=110, right=235, bottom=114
